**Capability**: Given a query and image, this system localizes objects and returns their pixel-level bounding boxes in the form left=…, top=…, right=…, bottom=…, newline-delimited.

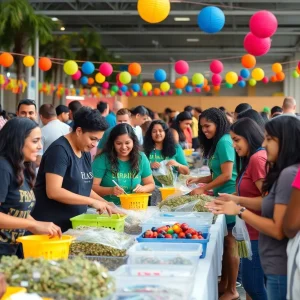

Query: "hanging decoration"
left=272, top=63, right=282, bottom=73
left=99, top=62, right=113, bottom=77
left=95, top=72, right=105, bottom=83
left=154, top=69, right=167, bottom=82
left=119, top=71, right=132, bottom=84
left=143, top=82, right=152, bottom=92
left=82, top=61, right=95, bottom=75
left=175, top=78, right=185, bottom=89
left=128, top=62, right=142, bottom=76
left=244, top=33, right=271, bottom=57
left=175, top=60, right=189, bottom=75
left=160, top=82, right=170, bottom=92
left=64, top=60, right=78, bottom=76
left=249, top=11, right=278, bottom=39
left=210, top=60, right=224, bottom=74
left=251, top=68, right=265, bottom=81
left=23, top=56, right=35, bottom=67
left=137, top=0, right=170, bottom=24
left=241, top=54, right=256, bottom=69
left=197, top=6, right=225, bottom=34
left=0, top=52, right=14, bottom=67
left=39, top=57, right=52, bottom=71
left=72, top=70, right=81, bottom=80
left=225, top=72, right=238, bottom=84
left=192, top=73, right=204, bottom=85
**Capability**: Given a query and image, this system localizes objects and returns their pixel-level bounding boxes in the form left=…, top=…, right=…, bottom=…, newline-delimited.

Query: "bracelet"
left=238, top=207, right=247, bottom=219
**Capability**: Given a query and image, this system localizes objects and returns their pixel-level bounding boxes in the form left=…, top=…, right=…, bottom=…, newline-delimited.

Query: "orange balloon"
left=128, top=62, right=142, bottom=76
left=204, top=85, right=211, bottom=92
left=241, top=54, right=256, bottom=69
left=270, top=75, right=277, bottom=82
left=203, top=78, right=208, bottom=88
left=88, top=77, right=95, bottom=85
left=102, top=89, right=108, bottom=95
left=154, top=88, right=161, bottom=96
left=213, top=85, right=220, bottom=92
left=39, top=57, right=52, bottom=71
left=276, top=72, right=285, bottom=81
left=175, top=78, right=185, bottom=89
left=0, top=52, right=14, bottom=67
left=297, top=67, right=300, bottom=75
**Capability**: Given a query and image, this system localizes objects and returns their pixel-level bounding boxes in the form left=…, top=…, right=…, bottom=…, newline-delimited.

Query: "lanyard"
left=237, top=147, right=264, bottom=196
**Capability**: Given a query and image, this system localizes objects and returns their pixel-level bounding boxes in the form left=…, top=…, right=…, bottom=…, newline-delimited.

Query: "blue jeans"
left=242, top=240, right=267, bottom=300
left=265, top=274, right=287, bottom=300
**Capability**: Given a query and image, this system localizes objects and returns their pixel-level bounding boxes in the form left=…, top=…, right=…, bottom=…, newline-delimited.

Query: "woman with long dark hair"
left=92, top=123, right=155, bottom=205
left=237, top=108, right=266, bottom=130
left=144, top=120, right=189, bottom=186
left=219, top=118, right=268, bottom=300
left=171, top=111, right=193, bottom=149
left=32, top=107, right=119, bottom=232
left=0, top=118, right=61, bottom=257
left=187, top=108, right=238, bottom=300
left=130, top=105, right=149, bottom=145
left=208, top=116, right=300, bottom=300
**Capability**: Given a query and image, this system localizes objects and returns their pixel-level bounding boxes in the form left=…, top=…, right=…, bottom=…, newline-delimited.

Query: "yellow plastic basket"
left=118, top=193, right=151, bottom=210
left=1, top=287, right=27, bottom=300
left=183, top=148, right=194, bottom=156
left=16, top=235, right=74, bottom=260
left=159, top=187, right=177, bottom=200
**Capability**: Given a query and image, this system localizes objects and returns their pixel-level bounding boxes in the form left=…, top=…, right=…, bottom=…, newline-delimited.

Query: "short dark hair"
left=271, top=106, right=283, bottom=117
left=17, top=99, right=36, bottom=111
left=73, top=107, right=108, bottom=133
left=164, top=108, right=172, bottom=114
left=184, top=106, right=194, bottom=113
left=144, top=107, right=154, bottom=120
left=195, top=107, right=202, bottom=114
left=234, top=103, right=252, bottom=114
left=219, top=106, right=226, bottom=112
left=39, top=104, right=56, bottom=119
left=237, top=109, right=265, bottom=130
left=97, top=101, right=108, bottom=114
left=68, top=100, right=82, bottom=114
left=131, top=105, right=148, bottom=116
left=56, top=105, right=69, bottom=116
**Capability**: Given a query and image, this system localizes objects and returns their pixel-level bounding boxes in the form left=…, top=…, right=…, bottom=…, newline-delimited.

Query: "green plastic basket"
left=70, top=214, right=126, bottom=232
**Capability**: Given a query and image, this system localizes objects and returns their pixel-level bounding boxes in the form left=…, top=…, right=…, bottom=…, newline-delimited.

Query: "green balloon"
left=292, top=70, right=299, bottom=78
left=111, top=85, right=119, bottom=92
left=249, top=78, right=257, bottom=86
left=142, top=90, right=148, bottom=96
left=176, top=89, right=182, bottom=95
left=225, top=83, right=233, bottom=88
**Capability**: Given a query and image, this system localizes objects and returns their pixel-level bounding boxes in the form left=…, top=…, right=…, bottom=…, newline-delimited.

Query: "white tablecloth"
left=191, top=214, right=227, bottom=300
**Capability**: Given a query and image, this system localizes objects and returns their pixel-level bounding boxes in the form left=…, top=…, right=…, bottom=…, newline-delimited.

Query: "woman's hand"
left=111, top=186, right=125, bottom=196
left=190, top=187, right=206, bottom=196
left=166, top=160, right=179, bottom=167
left=205, top=199, right=240, bottom=215
left=0, top=273, right=7, bottom=298
left=217, top=193, right=239, bottom=204
left=29, top=221, right=62, bottom=238
left=151, top=162, right=161, bottom=169
left=133, top=184, right=147, bottom=193
left=186, top=177, right=200, bottom=186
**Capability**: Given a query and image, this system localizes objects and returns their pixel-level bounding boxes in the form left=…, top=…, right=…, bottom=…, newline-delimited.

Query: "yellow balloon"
left=95, top=72, right=105, bottom=83
left=91, top=86, right=98, bottom=94
left=272, top=63, right=282, bottom=74
left=251, top=68, right=265, bottom=81
left=132, top=91, right=138, bottom=97
left=225, top=72, right=238, bottom=85
left=143, top=82, right=153, bottom=92
left=160, top=82, right=170, bottom=92
left=182, top=76, right=189, bottom=86
left=23, top=56, right=35, bottom=67
left=138, top=0, right=170, bottom=24
left=63, top=60, right=78, bottom=76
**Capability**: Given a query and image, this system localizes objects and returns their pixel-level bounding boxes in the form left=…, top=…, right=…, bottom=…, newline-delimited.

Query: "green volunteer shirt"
left=209, top=134, right=237, bottom=224
left=92, top=152, right=152, bottom=205
left=97, top=127, right=113, bottom=150
left=148, top=144, right=188, bottom=186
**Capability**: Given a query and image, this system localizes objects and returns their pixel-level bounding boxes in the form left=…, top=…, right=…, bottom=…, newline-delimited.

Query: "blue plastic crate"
left=136, top=232, right=210, bottom=259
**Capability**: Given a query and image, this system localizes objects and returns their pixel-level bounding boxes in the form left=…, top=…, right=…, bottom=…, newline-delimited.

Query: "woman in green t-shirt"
left=92, top=123, right=155, bottom=205
left=144, top=120, right=189, bottom=186
left=187, top=108, right=239, bottom=300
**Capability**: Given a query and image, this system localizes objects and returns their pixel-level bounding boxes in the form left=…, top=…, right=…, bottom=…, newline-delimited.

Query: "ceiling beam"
left=35, top=10, right=300, bottom=16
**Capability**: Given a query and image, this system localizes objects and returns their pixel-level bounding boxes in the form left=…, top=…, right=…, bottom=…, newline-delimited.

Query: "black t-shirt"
left=32, top=136, right=93, bottom=232
left=0, top=157, right=36, bottom=255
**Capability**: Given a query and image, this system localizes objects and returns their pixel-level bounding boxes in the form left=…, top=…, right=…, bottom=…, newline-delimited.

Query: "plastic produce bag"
left=232, top=217, right=252, bottom=260
left=152, top=160, right=174, bottom=186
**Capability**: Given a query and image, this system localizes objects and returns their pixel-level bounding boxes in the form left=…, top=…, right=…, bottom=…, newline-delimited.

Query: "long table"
left=191, top=214, right=227, bottom=300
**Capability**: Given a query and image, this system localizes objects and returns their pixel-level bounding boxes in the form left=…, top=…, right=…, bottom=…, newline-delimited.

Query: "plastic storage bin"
left=113, top=264, right=195, bottom=300
left=127, top=242, right=202, bottom=267
left=69, top=255, right=128, bottom=271
left=159, top=187, right=178, bottom=200
left=1, top=287, right=27, bottom=300
left=136, top=232, right=210, bottom=259
left=118, top=193, right=151, bottom=210
left=70, top=214, right=126, bottom=232
left=16, top=235, right=74, bottom=260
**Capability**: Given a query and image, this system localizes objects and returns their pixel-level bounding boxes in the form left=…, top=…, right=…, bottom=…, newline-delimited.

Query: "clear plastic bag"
left=152, top=160, right=174, bottom=186
left=232, top=217, right=252, bottom=260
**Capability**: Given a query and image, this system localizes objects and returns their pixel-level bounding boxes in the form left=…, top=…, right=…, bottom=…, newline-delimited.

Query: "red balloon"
left=125, top=91, right=131, bottom=97
left=262, top=76, right=269, bottom=84
left=244, top=33, right=271, bottom=57
left=212, top=74, right=222, bottom=86
left=168, top=90, right=173, bottom=95
left=210, top=60, right=223, bottom=74
left=250, top=10, right=278, bottom=38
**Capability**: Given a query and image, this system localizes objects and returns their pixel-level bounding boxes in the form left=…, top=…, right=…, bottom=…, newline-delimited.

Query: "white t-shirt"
left=134, top=125, right=143, bottom=145
left=41, top=119, right=71, bottom=153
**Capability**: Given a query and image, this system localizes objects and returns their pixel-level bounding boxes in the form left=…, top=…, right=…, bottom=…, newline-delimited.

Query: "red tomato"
left=145, top=230, right=153, bottom=238
left=192, top=235, right=199, bottom=239
left=153, top=232, right=158, bottom=238
left=180, top=223, right=189, bottom=231
left=165, top=234, right=173, bottom=239
left=179, top=232, right=186, bottom=239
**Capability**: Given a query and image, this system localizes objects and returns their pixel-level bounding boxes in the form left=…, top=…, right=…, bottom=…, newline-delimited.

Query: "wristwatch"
left=238, top=207, right=247, bottom=219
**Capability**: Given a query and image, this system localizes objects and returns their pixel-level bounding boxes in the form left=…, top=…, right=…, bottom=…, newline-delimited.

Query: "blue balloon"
left=197, top=6, right=225, bottom=34
left=120, top=85, right=128, bottom=92
left=176, top=89, right=183, bottom=95
left=119, top=65, right=128, bottom=72
left=240, top=68, right=250, bottom=79
left=154, top=69, right=167, bottom=82
left=82, top=61, right=95, bottom=75
left=80, top=76, right=88, bottom=85
left=196, top=84, right=203, bottom=88
left=131, top=83, right=140, bottom=92
left=238, top=80, right=246, bottom=88
left=76, top=88, right=80, bottom=95
left=185, top=85, right=193, bottom=93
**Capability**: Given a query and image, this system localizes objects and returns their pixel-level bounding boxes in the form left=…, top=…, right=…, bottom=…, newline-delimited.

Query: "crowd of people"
left=0, top=96, right=299, bottom=300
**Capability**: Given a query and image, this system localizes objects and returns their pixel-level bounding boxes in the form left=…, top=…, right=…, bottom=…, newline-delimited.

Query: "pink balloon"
left=72, top=70, right=81, bottom=80
left=102, top=81, right=109, bottom=89
left=99, top=62, right=113, bottom=77
left=195, top=87, right=201, bottom=93
left=174, top=60, right=189, bottom=75
left=298, top=61, right=300, bottom=70
left=117, top=82, right=123, bottom=88
left=125, top=91, right=130, bottom=97
left=211, top=74, right=222, bottom=86
left=244, top=32, right=271, bottom=57
left=118, top=90, right=123, bottom=96
left=262, top=76, right=269, bottom=84
left=250, top=10, right=278, bottom=38
left=161, top=91, right=166, bottom=96
left=138, top=91, right=143, bottom=96
left=238, top=75, right=243, bottom=81
left=168, top=90, right=173, bottom=95
left=210, top=60, right=223, bottom=74
left=148, top=91, right=153, bottom=96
